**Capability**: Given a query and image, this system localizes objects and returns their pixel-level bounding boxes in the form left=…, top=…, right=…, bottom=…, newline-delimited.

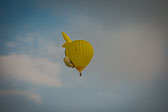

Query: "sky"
left=0, top=0, right=168, bottom=112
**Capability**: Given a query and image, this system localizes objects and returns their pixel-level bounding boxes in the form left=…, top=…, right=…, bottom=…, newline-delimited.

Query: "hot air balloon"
left=62, top=32, right=94, bottom=76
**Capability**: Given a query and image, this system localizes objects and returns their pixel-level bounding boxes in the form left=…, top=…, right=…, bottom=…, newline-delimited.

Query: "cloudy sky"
left=0, top=0, right=168, bottom=112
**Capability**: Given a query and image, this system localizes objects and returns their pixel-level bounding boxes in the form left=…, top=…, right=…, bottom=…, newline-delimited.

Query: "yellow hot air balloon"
left=62, top=32, right=94, bottom=76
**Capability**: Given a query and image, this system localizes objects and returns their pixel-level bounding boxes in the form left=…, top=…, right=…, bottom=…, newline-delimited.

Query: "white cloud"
left=99, top=24, right=168, bottom=81
left=98, top=91, right=120, bottom=98
left=25, top=36, right=33, bottom=43
left=38, top=43, right=64, bottom=58
left=14, top=33, right=64, bottom=59
left=45, top=44, right=63, bottom=56
left=0, top=90, right=42, bottom=104
left=5, top=41, right=17, bottom=48
left=0, top=53, right=61, bottom=87
left=16, top=33, right=35, bottom=43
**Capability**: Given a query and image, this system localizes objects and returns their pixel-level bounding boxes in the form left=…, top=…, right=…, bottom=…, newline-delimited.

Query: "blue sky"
left=0, top=0, right=168, bottom=112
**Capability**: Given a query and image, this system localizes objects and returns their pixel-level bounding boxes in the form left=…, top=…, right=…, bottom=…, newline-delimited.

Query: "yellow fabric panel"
left=62, top=32, right=72, bottom=43
left=66, top=40, right=94, bottom=72
left=62, top=32, right=72, bottom=48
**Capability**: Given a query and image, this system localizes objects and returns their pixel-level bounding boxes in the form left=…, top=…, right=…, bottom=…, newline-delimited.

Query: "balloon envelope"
left=65, top=40, right=94, bottom=72
left=62, top=32, right=94, bottom=73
